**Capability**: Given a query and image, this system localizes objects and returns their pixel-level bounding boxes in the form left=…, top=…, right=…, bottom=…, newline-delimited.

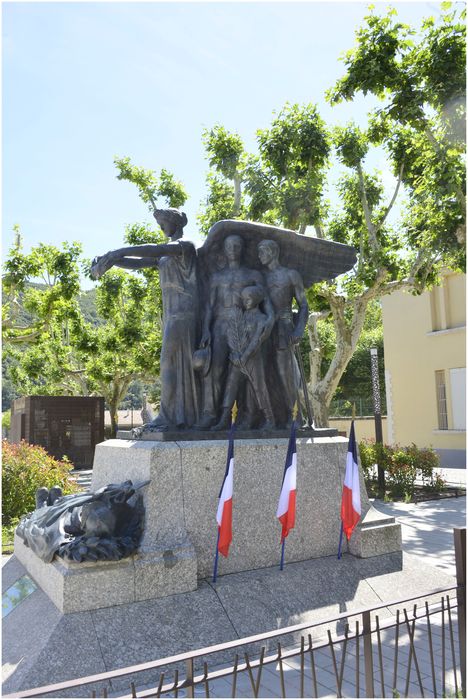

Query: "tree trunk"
left=306, top=296, right=370, bottom=427
left=106, top=377, right=134, bottom=438
left=307, top=311, right=327, bottom=389
left=310, top=389, right=329, bottom=427
left=109, top=403, right=119, bottom=438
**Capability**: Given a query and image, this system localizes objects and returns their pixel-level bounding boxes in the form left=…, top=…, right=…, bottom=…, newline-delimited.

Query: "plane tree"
left=196, top=5, right=465, bottom=424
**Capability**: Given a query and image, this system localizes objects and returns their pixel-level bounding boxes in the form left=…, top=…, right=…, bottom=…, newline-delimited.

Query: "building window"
left=449, top=367, right=466, bottom=430
left=435, top=370, right=448, bottom=430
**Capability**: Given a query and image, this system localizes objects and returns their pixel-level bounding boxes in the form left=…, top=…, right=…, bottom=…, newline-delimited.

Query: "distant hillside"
left=5, top=283, right=102, bottom=327
left=79, top=288, right=102, bottom=325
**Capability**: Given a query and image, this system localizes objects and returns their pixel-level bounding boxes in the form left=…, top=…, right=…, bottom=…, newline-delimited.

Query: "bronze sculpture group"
left=16, top=212, right=356, bottom=566
left=91, top=209, right=357, bottom=433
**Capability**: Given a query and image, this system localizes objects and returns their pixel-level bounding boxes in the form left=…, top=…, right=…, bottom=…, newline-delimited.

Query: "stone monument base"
left=14, top=437, right=401, bottom=613
left=13, top=534, right=197, bottom=614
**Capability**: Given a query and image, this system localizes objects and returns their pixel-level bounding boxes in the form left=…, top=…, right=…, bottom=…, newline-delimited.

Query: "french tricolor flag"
left=276, top=421, right=297, bottom=543
left=341, top=421, right=361, bottom=540
left=216, top=424, right=235, bottom=557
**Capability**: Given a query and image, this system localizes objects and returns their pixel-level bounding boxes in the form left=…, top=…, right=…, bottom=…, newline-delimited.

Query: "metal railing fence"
left=329, top=397, right=387, bottom=418
left=5, top=529, right=465, bottom=699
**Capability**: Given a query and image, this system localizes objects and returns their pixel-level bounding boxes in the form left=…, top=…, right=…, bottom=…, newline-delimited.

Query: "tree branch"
left=3, top=329, right=43, bottom=343
left=356, top=162, right=380, bottom=255
left=307, top=309, right=331, bottom=388
left=374, top=249, right=433, bottom=297
left=375, top=160, right=405, bottom=235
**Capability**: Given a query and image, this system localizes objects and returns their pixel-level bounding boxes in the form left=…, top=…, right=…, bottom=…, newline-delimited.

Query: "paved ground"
left=435, top=466, right=466, bottom=487
left=3, top=496, right=465, bottom=698
left=371, top=496, right=466, bottom=577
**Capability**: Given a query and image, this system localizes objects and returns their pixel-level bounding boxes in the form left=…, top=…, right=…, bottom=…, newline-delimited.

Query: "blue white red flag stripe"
left=276, top=422, right=297, bottom=542
left=341, top=421, right=361, bottom=540
left=216, top=424, right=235, bottom=557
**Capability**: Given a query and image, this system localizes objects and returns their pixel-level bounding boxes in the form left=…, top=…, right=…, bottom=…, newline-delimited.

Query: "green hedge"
left=2, top=439, right=79, bottom=523
left=359, top=440, right=445, bottom=501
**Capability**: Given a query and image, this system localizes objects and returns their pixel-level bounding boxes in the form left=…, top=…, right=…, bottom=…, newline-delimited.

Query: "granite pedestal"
left=14, top=437, right=401, bottom=613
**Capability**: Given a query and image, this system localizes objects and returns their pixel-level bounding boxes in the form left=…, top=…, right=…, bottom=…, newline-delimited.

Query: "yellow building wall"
left=329, top=417, right=388, bottom=443
left=381, top=273, right=465, bottom=465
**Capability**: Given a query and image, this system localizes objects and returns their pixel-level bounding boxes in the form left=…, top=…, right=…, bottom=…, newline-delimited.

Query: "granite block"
left=178, top=436, right=372, bottom=577
left=14, top=534, right=135, bottom=613
left=13, top=534, right=197, bottom=613
left=348, top=506, right=402, bottom=558
left=60, top=557, right=136, bottom=613
left=133, top=540, right=197, bottom=601
left=92, top=439, right=187, bottom=544
left=14, top=534, right=65, bottom=610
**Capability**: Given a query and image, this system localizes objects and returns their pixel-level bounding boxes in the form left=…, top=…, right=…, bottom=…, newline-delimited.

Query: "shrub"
left=2, top=411, right=11, bottom=431
left=358, top=439, right=444, bottom=501
left=2, top=440, right=79, bottom=523
left=358, top=439, right=376, bottom=481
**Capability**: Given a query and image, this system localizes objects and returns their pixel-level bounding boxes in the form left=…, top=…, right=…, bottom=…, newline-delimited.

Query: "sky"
left=3, top=1, right=442, bottom=286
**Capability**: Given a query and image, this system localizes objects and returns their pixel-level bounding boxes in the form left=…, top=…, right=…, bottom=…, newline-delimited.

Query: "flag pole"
left=338, top=406, right=358, bottom=559
left=213, top=530, right=221, bottom=583
left=213, top=402, right=237, bottom=584
left=337, top=522, right=344, bottom=559
left=279, top=402, right=298, bottom=571
left=280, top=538, right=286, bottom=571
left=338, top=403, right=357, bottom=559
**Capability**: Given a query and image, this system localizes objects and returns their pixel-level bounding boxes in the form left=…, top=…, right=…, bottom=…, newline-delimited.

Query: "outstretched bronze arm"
left=91, top=243, right=183, bottom=279
left=110, top=257, right=160, bottom=270
left=105, top=244, right=183, bottom=258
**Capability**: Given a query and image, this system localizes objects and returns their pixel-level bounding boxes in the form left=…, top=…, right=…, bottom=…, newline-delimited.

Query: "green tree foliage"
left=196, top=5, right=465, bottom=424
left=3, top=229, right=82, bottom=344
left=114, top=157, right=188, bottom=211
left=198, top=126, right=246, bottom=231
left=2, top=439, right=78, bottom=523
left=327, top=3, right=466, bottom=261
left=2, top=226, right=165, bottom=437
left=198, top=105, right=330, bottom=236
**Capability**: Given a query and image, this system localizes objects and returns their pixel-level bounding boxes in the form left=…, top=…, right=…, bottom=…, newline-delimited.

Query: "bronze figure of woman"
left=91, top=209, right=200, bottom=430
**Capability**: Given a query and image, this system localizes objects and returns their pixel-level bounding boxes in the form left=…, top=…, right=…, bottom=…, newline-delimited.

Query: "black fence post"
left=454, top=527, right=466, bottom=696
left=370, top=348, right=385, bottom=496
left=185, top=658, right=194, bottom=698
left=362, top=609, right=375, bottom=698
